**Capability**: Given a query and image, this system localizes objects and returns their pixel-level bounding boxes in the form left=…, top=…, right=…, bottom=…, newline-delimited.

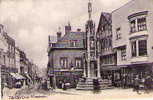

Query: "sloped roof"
left=51, top=31, right=86, bottom=48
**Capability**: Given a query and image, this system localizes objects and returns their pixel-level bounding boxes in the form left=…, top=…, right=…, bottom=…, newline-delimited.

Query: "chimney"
left=65, top=22, right=71, bottom=34
left=57, top=27, right=62, bottom=41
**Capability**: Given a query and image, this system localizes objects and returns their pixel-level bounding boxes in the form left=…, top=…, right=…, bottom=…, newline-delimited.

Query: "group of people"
left=133, top=75, right=153, bottom=94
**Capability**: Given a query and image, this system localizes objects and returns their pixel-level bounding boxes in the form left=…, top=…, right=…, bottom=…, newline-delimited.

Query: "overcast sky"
left=0, top=0, right=130, bottom=69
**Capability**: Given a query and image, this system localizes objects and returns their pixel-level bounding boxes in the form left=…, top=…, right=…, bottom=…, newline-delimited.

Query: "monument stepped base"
left=76, top=77, right=113, bottom=90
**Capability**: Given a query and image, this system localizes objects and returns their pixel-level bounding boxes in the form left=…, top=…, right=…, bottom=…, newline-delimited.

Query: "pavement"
left=2, top=87, right=153, bottom=100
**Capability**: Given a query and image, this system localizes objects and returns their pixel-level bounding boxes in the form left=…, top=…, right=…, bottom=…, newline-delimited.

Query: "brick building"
left=47, top=24, right=86, bottom=88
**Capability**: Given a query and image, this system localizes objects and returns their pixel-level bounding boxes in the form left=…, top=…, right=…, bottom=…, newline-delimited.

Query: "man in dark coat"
left=133, top=75, right=141, bottom=94
left=1, top=79, right=4, bottom=98
left=144, top=75, right=152, bottom=93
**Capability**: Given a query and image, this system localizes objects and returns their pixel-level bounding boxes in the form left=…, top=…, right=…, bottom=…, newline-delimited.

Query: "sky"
left=0, top=0, right=130, bottom=69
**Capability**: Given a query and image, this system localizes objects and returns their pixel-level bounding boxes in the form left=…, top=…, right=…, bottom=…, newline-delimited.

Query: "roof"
left=102, top=12, right=112, bottom=24
left=51, top=31, right=86, bottom=48
left=97, top=12, right=112, bottom=32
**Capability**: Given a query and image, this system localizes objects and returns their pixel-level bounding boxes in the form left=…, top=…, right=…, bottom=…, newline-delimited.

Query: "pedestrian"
left=62, top=82, right=66, bottom=90
left=144, top=75, right=152, bottom=93
left=1, top=79, right=4, bottom=98
left=133, top=75, right=141, bottom=94
left=59, top=80, right=62, bottom=89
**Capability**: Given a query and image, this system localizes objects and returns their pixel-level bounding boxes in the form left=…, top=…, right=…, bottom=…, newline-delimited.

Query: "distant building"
left=15, top=47, right=21, bottom=73
left=97, top=12, right=117, bottom=86
left=112, top=0, right=153, bottom=86
left=47, top=24, right=86, bottom=88
left=0, top=24, right=18, bottom=87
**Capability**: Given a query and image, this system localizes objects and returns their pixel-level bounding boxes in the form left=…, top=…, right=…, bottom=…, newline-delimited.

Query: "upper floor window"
left=131, top=41, right=137, bottom=57
left=130, top=20, right=136, bottom=33
left=128, top=11, right=148, bottom=33
left=130, top=38, right=147, bottom=57
left=70, top=41, right=77, bottom=47
left=121, top=48, right=126, bottom=60
left=75, top=58, right=82, bottom=68
left=137, top=17, right=147, bottom=31
left=60, top=57, right=68, bottom=68
left=116, top=27, right=121, bottom=40
left=138, top=40, right=147, bottom=56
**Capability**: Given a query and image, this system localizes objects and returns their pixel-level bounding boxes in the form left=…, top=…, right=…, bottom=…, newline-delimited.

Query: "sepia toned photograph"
left=0, top=0, right=153, bottom=100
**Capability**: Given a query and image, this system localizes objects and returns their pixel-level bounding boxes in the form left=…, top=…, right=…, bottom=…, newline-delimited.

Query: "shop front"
left=55, top=70, right=83, bottom=88
left=101, top=65, right=121, bottom=87
left=119, top=63, right=153, bottom=88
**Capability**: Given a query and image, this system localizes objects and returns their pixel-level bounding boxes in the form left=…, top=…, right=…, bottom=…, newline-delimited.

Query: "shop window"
left=138, top=40, right=147, bottom=56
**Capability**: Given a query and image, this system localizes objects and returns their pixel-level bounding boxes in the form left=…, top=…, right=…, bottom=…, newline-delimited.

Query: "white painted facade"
left=112, top=0, right=153, bottom=66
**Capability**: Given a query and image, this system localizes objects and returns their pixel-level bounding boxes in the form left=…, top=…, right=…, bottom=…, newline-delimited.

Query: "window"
left=116, top=27, right=121, bottom=40
left=130, top=20, right=136, bottom=33
left=121, top=48, right=126, bottom=60
left=128, top=11, right=148, bottom=33
left=60, top=57, right=68, bottom=68
left=137, top=17, right=147, bottom=31
left=102, top=55, right=113, bottom=64
left=75, top=58, right=82, bottom=68
left=3, top=55, right=6, bottom=65
left=130, top=39, right=147, bottom=57
left=131, top=41, right=137, bottom=57
left=70, top=41, right=77, bottom=47
left=138, top=40, right=147, bottom=56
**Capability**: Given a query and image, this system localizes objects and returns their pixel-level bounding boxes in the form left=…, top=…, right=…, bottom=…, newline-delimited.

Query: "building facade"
left=112, top=0, right=153, bottom=87
left=47, top=24, right=86, bottom=88
left=0, top=24, right=38, bottom=88
left=15, top=47, right=21, bottom=73
left=0, top=24, right=18, bottom=87
left=97, top=12, right=117, bottom=86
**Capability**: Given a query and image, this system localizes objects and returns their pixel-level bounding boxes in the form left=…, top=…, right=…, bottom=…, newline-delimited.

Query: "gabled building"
left=112, top=0, right=153, bottom=87
left=97, top=12, right=117, bottom=86
left=47, top=24, right=86, bottom=88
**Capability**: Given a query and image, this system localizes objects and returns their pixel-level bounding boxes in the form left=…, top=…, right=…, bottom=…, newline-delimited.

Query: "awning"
left=101, top=65, right=120, bottom=71
left=10, top=73, right=26, bottom=80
